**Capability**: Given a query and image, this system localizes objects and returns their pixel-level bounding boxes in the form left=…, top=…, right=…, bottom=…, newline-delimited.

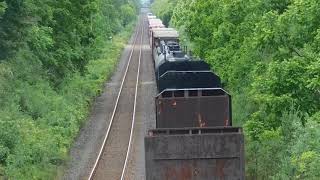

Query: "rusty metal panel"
left=145, top=127, right=245, bottom=180
left=156, top=88, right=232, bottom=128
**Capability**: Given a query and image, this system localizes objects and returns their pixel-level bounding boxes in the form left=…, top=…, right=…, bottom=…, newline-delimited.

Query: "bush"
left=151, top=0, right=320, bottom=178
left=0, top=4, right=137, bottom=178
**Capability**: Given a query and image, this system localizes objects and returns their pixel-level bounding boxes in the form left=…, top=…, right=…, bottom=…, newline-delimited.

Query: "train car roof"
left=153, top=30, right=179, bottom=38
left=156, top=88, right=230, bottom=98
left=149, top=21, right=163, bottom=25
left=149, top=24, right=165, bottom=28
left=148, top=19, right=162, bottom=23
left=151, top=28, right=175, bottom=32
left=147, top=15, right=157, bottom=19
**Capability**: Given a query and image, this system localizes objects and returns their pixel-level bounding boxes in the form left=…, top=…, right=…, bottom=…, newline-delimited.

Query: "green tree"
left=0, top=0, right=139, bottom=178
left=153, top=0, right=320, bottom=178
left=0, top=1, right=6, bottom=16
left=151, top=0, right=177, bottom=27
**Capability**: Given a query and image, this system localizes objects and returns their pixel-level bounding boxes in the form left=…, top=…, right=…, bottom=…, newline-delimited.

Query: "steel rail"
left=120, top=16, right=145, bottom=180
left=87, top=18, right=143, bottom=180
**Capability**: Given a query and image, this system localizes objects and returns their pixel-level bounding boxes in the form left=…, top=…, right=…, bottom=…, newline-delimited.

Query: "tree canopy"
left=152, top=0, right=320, bottom=179
left=0, top=0, right=139, bottom=178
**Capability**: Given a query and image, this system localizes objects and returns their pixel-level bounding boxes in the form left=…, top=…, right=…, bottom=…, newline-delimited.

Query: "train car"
left=148, top=18, right=163, bottom=26
left=156, top=59, right=211, bottom=80
left=153, top=43, right=185, bottom=69
left=149, top=28, right=176, bottom=45
left=151, top=33, right=223, bottom=92
left=155, top=88, right=231, bottom=128
left=150, top=27, right=175, bottom=32
left=148, top=24, right=168, bottom=37
left=148, top=20, right=165, bottom=36
left=145, top=127, right=245, bottom=180
left=149, top=27, right=175, bottom=37
left=150, top=27, right=232, bottom=128
left=147, top=15, right=157, bottom=20
left=144, top=13, right=245, bottom=180
left=149, top=23, right=165, bottom=30
left=157, top=71, right=221, bottom=92
left=151, top=29, right=179, bottom=57
left=149, top=22, right=165, bottom=28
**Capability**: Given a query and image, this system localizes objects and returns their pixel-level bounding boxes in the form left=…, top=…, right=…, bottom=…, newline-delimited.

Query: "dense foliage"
left=0, top=0, right=138, bottom=179
left=152, top=0, right=320, bottom=179
left=151, top=0, right=177, bottom=27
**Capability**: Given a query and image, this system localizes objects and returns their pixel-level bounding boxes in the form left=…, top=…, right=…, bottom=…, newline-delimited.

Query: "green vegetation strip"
left=0, top=0, right=139, bottom=179
left=0, top=23, right=135, bottom=179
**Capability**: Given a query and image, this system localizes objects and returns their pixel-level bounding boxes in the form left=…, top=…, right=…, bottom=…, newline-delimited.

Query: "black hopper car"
left=145, top=12, right=245, bottom=180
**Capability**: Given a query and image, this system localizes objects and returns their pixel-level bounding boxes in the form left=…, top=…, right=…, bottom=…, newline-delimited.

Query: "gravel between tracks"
left=62, top=9, right=155, bottom=180
left=123, top=10, right=156, bottom=180
left=92, top=16, right=142, bottom=179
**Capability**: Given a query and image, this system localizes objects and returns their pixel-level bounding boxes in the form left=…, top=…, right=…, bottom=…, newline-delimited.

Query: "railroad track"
left=87, top=16, right=145, bottom=180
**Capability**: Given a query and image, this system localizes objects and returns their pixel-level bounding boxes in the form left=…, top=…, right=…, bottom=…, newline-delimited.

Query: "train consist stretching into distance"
left=144, top=12, right=245, bottom=180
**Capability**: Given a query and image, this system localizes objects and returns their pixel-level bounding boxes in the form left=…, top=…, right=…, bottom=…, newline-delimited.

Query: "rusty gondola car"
left=155, top=88, right=231, bottom=128
left=145, top=127, right=245, bottom=180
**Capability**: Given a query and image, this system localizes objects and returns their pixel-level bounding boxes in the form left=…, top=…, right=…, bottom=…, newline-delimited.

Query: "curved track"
left=88, top=16, right=145, bottom=180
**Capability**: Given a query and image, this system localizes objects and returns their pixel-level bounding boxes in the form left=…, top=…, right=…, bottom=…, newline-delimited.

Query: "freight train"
left=145, top=12, right=245, bottom=180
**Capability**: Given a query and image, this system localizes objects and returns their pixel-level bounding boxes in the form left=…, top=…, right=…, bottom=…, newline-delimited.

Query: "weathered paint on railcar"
left=145, top=127, right=245, bottom=180
left=156, top=88, right=232, bottom=128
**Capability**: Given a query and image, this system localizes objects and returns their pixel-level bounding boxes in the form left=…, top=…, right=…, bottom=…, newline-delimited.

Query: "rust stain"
left=214, top=159, right=226, bottom=179
left=165, top=165, right=192, bottom=180
left=197, top=113, right=206, bottom=127
left=158, top=100, right=162, bottom=115
left=172, top=100, right=177, bottom=107
left=180, top=165, right=192, bottom=180
left=193, top=167, right=199, bottom=176
left=165, top=167, right=177, bottom=180
left=225, top=119, right=229, bottom=126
